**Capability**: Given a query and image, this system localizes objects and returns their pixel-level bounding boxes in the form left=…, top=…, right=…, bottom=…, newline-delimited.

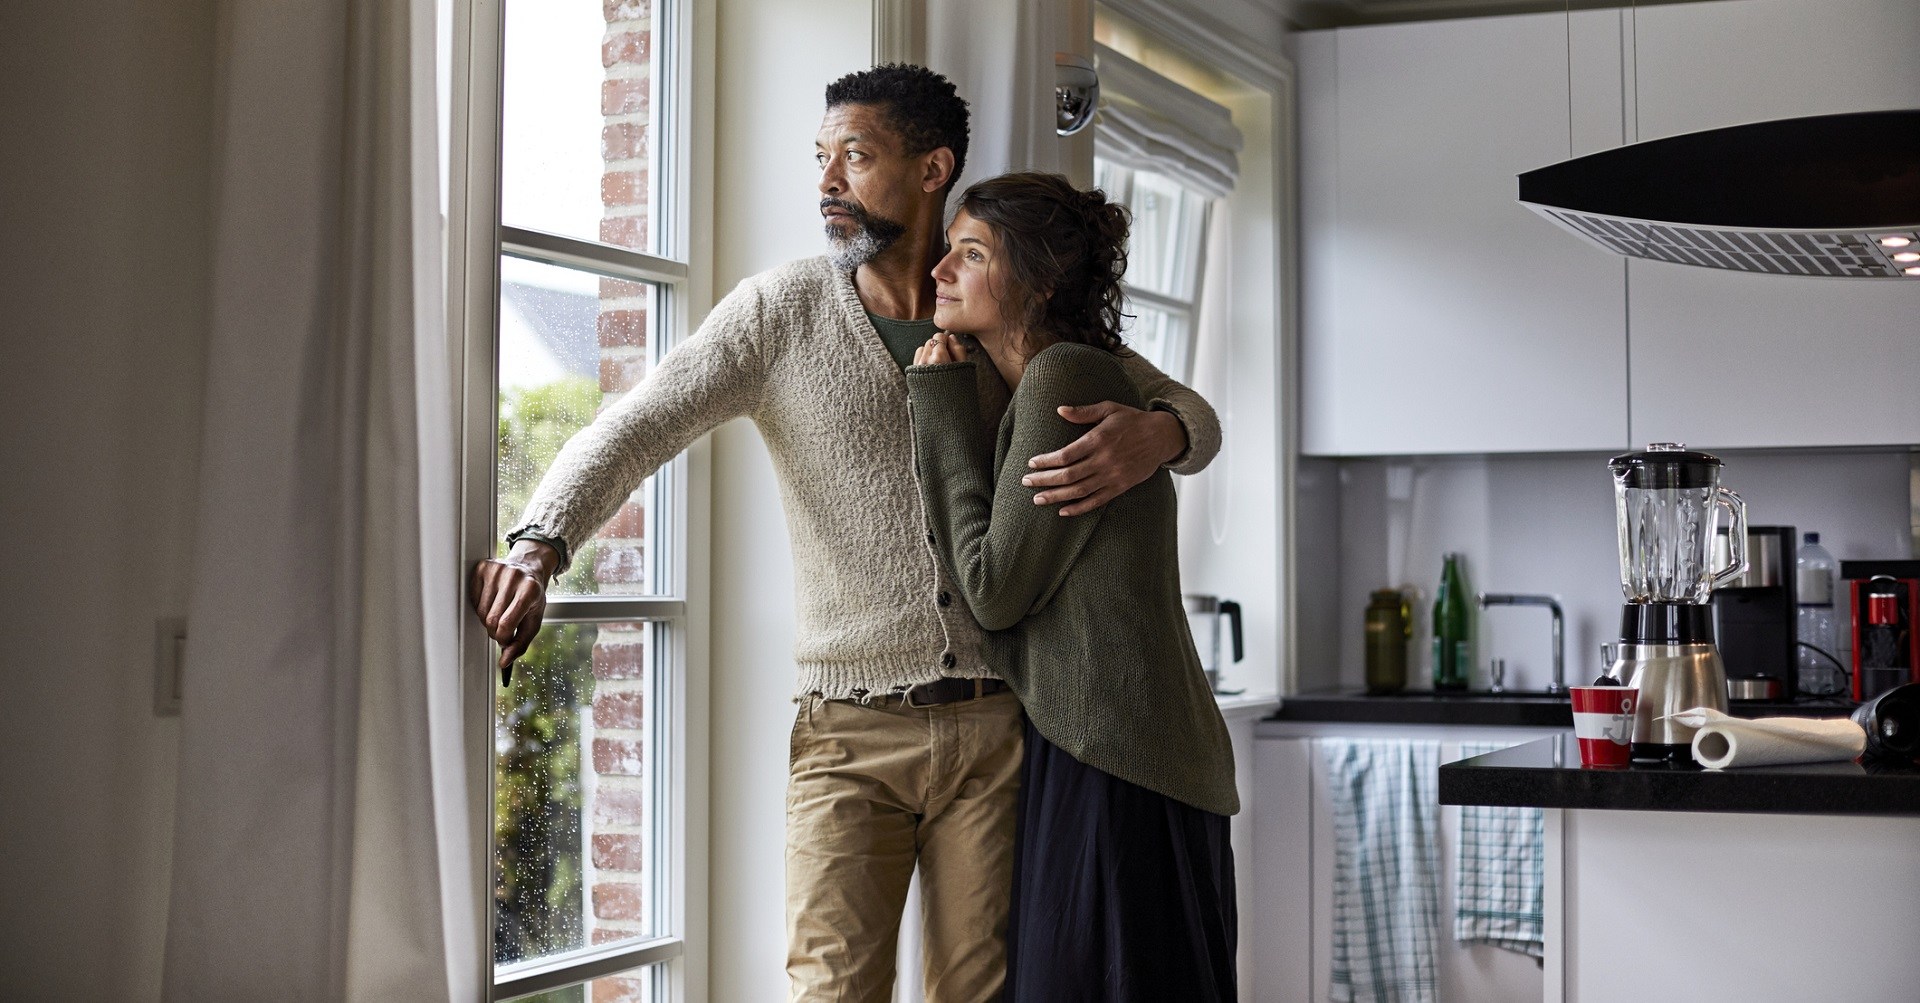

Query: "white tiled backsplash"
left=1295, top=448, right=1916, bottom=694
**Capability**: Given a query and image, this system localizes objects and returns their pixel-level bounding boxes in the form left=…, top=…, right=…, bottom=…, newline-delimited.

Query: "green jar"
left=1364, top=588, right=1411, bottom=694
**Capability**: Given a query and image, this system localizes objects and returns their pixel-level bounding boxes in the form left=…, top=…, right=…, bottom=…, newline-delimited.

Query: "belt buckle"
left=903, top=677, right=983, bottom=708
left=904, top=680, right=942, bottom=709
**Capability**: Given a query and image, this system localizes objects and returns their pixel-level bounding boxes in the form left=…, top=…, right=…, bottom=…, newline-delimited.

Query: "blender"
left=1604, top=444, right=1749, bottom=762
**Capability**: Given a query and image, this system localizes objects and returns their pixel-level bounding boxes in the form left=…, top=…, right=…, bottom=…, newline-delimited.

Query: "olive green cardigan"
left=905, top=343, right=1239, bottom=816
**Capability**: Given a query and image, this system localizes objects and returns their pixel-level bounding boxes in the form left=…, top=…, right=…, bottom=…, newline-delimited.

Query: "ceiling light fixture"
left=1518, top=0, right=1919, bottom=279
left=1519, top=110, right=1920, bottom=278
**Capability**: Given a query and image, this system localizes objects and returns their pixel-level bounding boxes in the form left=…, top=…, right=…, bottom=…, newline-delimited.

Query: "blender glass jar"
left=1611, top=444, right=1749, bottom=605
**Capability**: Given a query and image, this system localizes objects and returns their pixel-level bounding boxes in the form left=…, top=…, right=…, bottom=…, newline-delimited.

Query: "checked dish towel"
left=1452, top=742, right=1545, bottom=958
left=1322, top=738, right=1442, bottom=1003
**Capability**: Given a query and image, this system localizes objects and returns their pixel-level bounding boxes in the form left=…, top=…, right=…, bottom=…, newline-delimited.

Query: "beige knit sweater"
left=511, top=255, right=1221, bottom=699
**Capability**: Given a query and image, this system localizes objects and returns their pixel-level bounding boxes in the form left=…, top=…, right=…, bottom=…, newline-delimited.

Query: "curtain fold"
left=162, top=0, right=476, bottom=998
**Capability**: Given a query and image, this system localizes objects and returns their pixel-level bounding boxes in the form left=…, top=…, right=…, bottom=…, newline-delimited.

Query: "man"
left=470, top=64, right=1220, bottom=1002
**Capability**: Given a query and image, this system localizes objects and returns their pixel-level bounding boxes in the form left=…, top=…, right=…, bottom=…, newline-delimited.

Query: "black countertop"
left=1438, top=735, right=1920, bottom=816
left=1264, top=689, right=1856, bottom=728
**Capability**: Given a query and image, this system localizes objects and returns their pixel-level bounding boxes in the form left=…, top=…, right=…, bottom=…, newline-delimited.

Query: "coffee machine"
left=1710, top=525, right=1799, bottom=700
left=1604, top=444, right=1750, bottom=762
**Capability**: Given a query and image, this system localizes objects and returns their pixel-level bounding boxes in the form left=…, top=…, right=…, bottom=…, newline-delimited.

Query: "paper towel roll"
left=1666, top=708, right=1867, bottom=770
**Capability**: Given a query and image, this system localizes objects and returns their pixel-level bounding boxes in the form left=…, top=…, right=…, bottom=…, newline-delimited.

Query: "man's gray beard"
left=825, top=224, right=898, bottom=271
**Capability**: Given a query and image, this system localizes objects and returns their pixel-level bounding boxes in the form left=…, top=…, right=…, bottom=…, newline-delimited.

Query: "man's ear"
left=922, top=147, right=956, bottom=193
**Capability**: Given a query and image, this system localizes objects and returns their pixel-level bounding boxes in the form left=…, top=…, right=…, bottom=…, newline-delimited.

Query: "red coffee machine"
left=1843, top=562, right=1920, bottom=702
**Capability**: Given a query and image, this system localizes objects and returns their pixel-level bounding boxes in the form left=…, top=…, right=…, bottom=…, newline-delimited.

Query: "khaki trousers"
left=785, top=689, right=1024, bottom=1003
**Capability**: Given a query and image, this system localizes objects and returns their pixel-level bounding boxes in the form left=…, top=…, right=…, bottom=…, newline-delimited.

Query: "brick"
left=593, top=783, right=649, bottom=826
left=602, top=31, right=651, bottom=68
left=601, top=77, right=651, bottom=116
left=592, top=638, right=648, bottom=681
left=599, top=501, right=647, bottom=539
left=599, top=276, right=648, bottom=301
left=601, top=170, right=648, bottom=207
left=594, top=542, right=648, bottom=585
left=604, top=0, right=652, bottom=21
left=599, top=352, right=648, bottom=393
left=594, top=736, right=646, bottom=776
left=598, top=214, right=648, bottom=249
left=590, top=928, right=644, bottom=948
left=591, top=974, right=650, bottom=1002
left=592, top=832, right=648, bottom=871
left=602, top=121, right=649, bottom=161
left=594, top=690, right=646, bottom=730
left=597, top=308, right=649, bottom=349
left=592, top=881, right=646, bottom=920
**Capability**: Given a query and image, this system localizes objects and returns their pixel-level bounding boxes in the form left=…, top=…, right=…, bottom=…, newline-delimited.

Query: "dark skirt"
left=1003, top=719, right=1238, bottom=1002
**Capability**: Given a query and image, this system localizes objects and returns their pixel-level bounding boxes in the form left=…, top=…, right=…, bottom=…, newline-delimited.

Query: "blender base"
left=1631, top=742, right=1698, bottom=764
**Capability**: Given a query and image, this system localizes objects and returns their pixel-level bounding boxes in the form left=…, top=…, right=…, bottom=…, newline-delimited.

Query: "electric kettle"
left=1184, top=594, right=1244, bottom=695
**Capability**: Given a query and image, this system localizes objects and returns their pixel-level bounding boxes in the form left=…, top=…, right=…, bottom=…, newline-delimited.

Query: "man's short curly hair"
left=824, top=64, right=970, bottom=190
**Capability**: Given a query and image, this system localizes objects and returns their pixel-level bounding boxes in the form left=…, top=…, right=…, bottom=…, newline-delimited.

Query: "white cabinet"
left=1299, top=0, right=1920, bottom=456
left=1299, top=12, right=1630, bottom=456
left=1251, top=727, right=1561, bottom=1002
left=1625, top=0, right=1920, bottom=449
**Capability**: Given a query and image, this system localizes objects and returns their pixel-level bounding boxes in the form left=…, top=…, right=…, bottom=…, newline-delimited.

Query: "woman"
left=904, top=172, right=1239, bottom=1000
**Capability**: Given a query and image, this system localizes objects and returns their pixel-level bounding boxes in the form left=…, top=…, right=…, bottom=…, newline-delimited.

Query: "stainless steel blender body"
left=1608, top=641, right=1731, bottom=757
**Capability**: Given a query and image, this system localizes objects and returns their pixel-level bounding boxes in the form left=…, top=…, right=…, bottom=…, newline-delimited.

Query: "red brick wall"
left=587, top=0, right=654, bottom=957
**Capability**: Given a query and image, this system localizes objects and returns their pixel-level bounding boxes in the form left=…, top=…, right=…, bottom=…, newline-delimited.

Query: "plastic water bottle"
left=1796, top=532, right=1841, bottom=695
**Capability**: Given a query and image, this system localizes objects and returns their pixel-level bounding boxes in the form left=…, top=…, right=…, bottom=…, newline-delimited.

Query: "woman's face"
left=931, top=208, right=1019, bottom=338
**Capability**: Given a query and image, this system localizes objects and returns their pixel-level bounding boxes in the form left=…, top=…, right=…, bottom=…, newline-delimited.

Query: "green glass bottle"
left=1432, top=553, right=1471, bottom=690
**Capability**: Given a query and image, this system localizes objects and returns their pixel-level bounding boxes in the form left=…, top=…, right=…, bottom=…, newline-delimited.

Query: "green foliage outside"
left=494, top=375, right=603, bottom=970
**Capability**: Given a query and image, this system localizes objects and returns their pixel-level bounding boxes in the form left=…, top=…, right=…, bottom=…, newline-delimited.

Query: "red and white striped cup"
left=1570, top=685, right=1636, bottom=767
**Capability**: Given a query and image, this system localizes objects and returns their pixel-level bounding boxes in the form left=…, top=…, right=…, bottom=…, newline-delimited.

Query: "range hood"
left=1518, top=109, right=1920, bottom=278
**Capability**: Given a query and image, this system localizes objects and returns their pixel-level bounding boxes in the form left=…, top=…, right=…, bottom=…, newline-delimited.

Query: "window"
left=1092, top=159, right=1211, bottom=383
left=453, top=0, right=697, bottom=999
left=1091, top=37, right=1244, bottom=387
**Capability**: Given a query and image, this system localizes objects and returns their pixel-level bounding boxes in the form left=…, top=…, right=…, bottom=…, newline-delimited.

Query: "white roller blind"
left=1094, top=43, right=1243, bottom=200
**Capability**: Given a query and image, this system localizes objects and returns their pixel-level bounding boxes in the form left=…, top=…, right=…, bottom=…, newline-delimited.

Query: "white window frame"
left=1092, top=159, right=1212, bottom=385
left=448, top=0, right=711, bottom=998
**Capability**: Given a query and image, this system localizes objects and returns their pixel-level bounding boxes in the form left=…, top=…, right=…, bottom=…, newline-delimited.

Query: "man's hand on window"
left=471, top=539, right=561, bottom=682
left=1022, top=402, right=1188, bottom=517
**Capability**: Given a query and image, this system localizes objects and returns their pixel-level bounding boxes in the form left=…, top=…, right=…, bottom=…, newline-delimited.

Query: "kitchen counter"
left=1439, top=734, right=1920, bottom=816
left=1261, top=688, right=1853, bottom=730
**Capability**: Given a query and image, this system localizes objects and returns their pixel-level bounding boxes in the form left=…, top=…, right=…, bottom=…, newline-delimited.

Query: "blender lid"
left=1609, top=442, right=1724, bottom=489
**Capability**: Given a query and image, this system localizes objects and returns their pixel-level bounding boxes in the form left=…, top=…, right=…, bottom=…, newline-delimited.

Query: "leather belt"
left=902, top=677, right=1009, bottom=708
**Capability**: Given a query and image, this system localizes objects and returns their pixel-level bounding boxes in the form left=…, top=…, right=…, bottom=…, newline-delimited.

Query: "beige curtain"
left=162, top=0, right=477, bottom=998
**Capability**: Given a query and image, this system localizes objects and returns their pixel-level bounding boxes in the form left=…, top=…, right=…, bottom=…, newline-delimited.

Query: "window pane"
left=1118, top=168, right=1207, bottom=301
left=501, top=0, right=662, bottom=254
left=497, top=255, right=666, bottom=597
left=1120, top=304, right=1189, bottom=380
left=496, top=622, right=663, bottom=967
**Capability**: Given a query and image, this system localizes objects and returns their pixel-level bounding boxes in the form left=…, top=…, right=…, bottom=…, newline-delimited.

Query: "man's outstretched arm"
left=1020, top=350, right=1221, bottom=517
left=471, top=282, right=771, bottom=672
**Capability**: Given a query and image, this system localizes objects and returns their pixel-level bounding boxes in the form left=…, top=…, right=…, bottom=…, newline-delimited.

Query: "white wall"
left=704, top=1, right=870, bottom=999
left=1176, top=81, right=1285, bottom=701
left=0, top=0, right=215, bottom=997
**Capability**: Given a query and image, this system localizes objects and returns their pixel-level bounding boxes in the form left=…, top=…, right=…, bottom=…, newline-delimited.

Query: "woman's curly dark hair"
left=955, top=172, right=1133, bottom=356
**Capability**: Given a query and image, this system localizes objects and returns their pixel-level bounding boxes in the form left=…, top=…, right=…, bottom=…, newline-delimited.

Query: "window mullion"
left=1120, top=281, right=1195, bottom=315
left=502, top=225, right=689, bottom=285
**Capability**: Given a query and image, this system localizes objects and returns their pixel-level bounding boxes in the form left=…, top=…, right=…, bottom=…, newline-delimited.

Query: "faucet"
left=1477, top=593, right=1566, bottom=694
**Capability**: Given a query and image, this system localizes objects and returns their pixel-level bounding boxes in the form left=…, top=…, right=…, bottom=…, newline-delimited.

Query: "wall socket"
left=154, top=617, right=186, bottom=717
